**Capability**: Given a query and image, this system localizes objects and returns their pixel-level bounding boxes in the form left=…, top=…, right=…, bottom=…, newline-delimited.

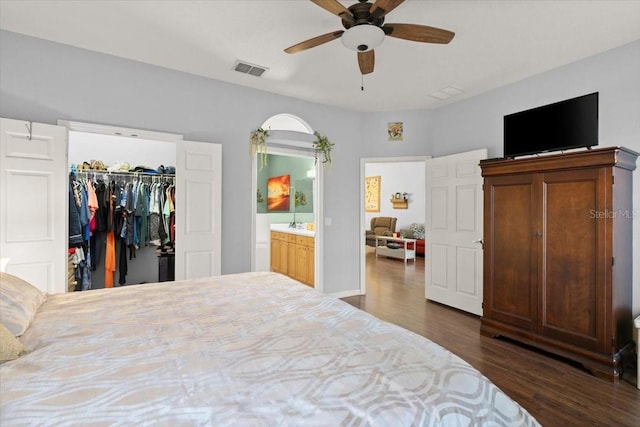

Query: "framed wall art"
left=267, top=174, right=290, bottom=211
left=388, top=122, right=403, bottom=141
left=365, top=175, right=381, bottom=212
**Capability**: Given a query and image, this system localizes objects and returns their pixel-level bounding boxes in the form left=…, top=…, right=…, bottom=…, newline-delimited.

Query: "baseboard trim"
left=331, top=289, right=363, bottom=299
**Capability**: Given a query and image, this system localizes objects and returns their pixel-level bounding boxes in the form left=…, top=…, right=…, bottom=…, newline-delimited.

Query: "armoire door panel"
left=539, top=169, right=604, bottom=350
left=484, top=175, right=537, bottom=330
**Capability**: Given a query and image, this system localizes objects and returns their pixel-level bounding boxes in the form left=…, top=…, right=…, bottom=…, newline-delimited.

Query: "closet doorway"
left=64, top=121, right=221, bottom=289
left=251, top=114, right=323, bottom=291
left=68, top=131, right=176, bottom=288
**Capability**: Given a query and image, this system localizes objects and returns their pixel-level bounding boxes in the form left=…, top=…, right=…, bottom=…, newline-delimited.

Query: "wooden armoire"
left=480, top=146, right=638, bottom=382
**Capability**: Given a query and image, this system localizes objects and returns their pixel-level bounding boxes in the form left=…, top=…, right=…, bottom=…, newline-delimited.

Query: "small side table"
left=374, top=235, right=416, bottom=264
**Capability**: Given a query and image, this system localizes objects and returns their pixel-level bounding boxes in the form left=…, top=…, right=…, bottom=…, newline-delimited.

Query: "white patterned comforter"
left=1, top=272, right=539, bottom=426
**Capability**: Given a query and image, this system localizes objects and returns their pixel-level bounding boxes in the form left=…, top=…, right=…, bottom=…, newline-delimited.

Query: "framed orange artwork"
left=365, top=176, right=381, bottom=212
left=267, top=174, right=290, bottom=211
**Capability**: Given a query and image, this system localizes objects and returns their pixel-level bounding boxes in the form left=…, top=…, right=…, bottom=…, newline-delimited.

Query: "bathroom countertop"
left=270, top=223, right=315, bottom=237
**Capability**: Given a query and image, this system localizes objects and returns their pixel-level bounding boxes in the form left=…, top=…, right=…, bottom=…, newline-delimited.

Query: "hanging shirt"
left=86, top=179, right=99, bottom=220
left=104, top=231, right=116, bottom=288
left=95, top=180, right=108, bottom=232
left=81, top=186, right=91, bottom=241
left=68, top=181, right=83, bottom=247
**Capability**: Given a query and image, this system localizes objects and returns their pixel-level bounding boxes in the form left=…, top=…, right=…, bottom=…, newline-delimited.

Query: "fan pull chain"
left=361, top=74, right=364, bottom=91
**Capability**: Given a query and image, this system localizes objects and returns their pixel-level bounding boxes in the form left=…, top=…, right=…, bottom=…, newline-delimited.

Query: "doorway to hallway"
left=360, top=156, right=429, bottom=297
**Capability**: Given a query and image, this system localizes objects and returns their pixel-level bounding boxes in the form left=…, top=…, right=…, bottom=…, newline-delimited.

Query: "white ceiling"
left=1, top=1, right=639, bottom=112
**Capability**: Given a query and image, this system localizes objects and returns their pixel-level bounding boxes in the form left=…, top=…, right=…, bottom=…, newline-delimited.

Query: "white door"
left=0, top=118, right=68, bottom=294
left=425, top=149, right=487, bottom=315
left=175, top=140, right=222, bottom=280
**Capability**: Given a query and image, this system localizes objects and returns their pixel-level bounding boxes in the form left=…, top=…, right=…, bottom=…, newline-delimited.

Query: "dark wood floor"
left=342, top=249, right=639, bottom=427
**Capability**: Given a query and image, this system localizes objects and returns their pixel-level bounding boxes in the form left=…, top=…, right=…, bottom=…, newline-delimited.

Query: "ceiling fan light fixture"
left=341, top=24, right=385, bottom=52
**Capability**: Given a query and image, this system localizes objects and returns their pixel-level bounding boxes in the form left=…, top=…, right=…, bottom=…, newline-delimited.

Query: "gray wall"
left=364, top=161, right=426, bottom=230
left=1, top=31, right=638, bottom=312
left=428, top=40, right=640, bottom=314
left=0, top=30, right=364, bottom=294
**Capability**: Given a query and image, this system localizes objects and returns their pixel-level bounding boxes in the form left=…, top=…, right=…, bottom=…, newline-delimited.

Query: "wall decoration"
left=312, top=130, right=335, bottom=168
left=387, top=122, right=403, bottom=141
left=267, top=174, right=290, bottom=211
left=295, top=191, right=307, bottom=207
left=249, top=127, right=270, bottom=170
left=390, top=192, right=409, bottom=209
left=294, top=177, right=314, bottom=213
left=365, top=176, right=381, bottom=212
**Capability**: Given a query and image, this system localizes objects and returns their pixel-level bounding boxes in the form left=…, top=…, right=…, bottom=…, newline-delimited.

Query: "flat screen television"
left=503, top=92, right=598, bottom=158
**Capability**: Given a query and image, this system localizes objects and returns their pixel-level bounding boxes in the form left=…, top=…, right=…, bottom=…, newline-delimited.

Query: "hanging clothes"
left=167, top=184, right=176, bottom=244
left=95, top=180, right=108, bottom=232
left=118, top=237, right=128, bottom=285
left=150, top=182, right=167, bottom=246
left=82, top=250, right=92, bottom=291
left=80, top=184, right=91, bottom=242
left=104, top=230, right=116, bottom=288
left=87, top=179, right=99, bottom=220
left=68, top=180, right=83, bottom=247
left=69, top=170, right=175, bottom=289
left=135, top=182, right=149, bottom=248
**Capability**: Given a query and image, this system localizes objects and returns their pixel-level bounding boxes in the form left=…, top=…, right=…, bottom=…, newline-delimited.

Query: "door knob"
left=472, top=238, right=483, bottom=245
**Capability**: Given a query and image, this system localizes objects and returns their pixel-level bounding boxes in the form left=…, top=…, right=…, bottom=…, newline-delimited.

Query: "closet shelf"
left=73, top=169, right=174, bottom=175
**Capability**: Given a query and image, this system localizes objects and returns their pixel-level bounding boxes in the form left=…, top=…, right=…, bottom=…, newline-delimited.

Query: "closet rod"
left=71, top=170, right=175, bottom=183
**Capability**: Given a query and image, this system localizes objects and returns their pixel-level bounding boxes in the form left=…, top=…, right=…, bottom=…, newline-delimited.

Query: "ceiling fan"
left=284, top=0, right=455, bottom=75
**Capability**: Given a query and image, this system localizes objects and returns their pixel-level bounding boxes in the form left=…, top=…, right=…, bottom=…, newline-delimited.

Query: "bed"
left=1, top=271, right=539, bottom=426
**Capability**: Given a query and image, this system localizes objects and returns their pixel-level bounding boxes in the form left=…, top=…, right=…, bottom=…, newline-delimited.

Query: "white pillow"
left=0, top=272, right=46, bottom=336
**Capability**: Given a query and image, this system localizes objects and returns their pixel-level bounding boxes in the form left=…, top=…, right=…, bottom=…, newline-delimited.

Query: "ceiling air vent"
left=233, top=60, right=268, bottom=77
left=428, top=86, right=463, bottom=100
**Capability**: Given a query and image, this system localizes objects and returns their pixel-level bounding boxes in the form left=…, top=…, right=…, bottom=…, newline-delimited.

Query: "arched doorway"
left=251, top=114, right=323, bottom=291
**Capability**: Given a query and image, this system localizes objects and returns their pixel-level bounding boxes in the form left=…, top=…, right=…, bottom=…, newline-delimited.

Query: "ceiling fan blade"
left=311, top=0, right=355, bottom=24
left=383, top=23, right=455, bottom=44
left=358, top=50, right=375, bottom=75
left=370, top=0, right=405, bottom=20
left=284, top=30, right=344, bottom=54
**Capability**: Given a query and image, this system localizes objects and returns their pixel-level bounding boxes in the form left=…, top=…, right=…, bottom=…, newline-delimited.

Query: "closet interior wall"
left=68, top=132, right=176, bottom=289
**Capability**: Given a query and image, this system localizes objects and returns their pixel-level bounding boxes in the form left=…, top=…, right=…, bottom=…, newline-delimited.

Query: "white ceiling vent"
left=429, top=86, right=463, bottom=100
left=233, top=60, right=268, bottom=77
